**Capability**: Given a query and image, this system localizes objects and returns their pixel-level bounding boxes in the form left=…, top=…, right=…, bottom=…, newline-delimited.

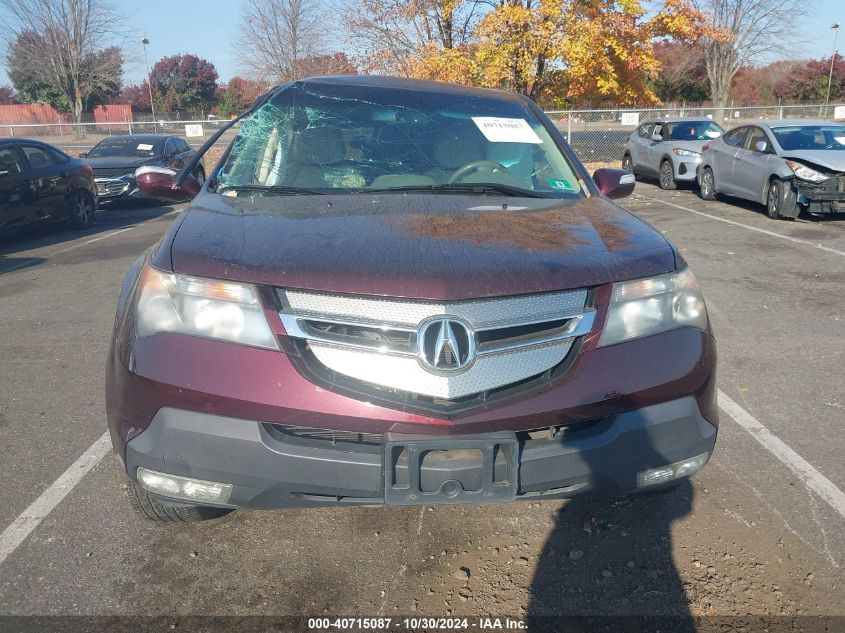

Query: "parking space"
left=0, top=188, right=843, bottom=626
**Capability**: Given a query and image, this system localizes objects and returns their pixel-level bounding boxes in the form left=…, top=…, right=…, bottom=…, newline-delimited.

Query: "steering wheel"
left=448, top=160, right=508, bottom=184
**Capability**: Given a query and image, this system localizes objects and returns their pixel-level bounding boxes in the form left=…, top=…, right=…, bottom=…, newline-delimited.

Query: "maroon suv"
left=106, top=76, right=717, bottom=522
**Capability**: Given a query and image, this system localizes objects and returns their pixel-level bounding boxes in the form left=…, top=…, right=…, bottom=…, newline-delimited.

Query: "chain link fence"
left=3, top=102, right=845, bottom=172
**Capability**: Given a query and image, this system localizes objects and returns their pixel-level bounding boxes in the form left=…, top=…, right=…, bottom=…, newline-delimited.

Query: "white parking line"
left=49, top=226, right=137, bottom=257
left=0, top=431, right=111, bottom=566
left=640, top=195, right=845, bottom=258
left=718, top=390, right=845, bottom=520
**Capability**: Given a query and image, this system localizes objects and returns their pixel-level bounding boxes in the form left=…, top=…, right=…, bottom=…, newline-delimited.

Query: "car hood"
left=84, top=156, right=159, bottom=171
left=780, top=150, right=845, bottom=172
left=164, top=193, right=678, bottom=300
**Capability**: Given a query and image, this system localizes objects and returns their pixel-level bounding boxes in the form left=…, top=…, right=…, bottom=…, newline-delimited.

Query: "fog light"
left=137, top=467, right=233, bottom=504
left=637, top=452, right=710, bottom=488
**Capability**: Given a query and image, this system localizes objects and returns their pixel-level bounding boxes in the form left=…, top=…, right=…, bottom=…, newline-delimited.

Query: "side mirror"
left=78, top=152, right=87, bottom=158
left=754, top=140, right=768, bottom=153
left=593, top=168, right=636, bottom=199
left=135, top=165, right=201, bottom=202
left=651, top=133, right=663, bottom=142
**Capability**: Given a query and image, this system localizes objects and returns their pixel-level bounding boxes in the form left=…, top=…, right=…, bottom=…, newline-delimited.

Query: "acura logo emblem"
left=417, top=317, right=475, bottom=373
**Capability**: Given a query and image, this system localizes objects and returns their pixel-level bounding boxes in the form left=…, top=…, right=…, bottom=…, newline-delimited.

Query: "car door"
left=645, top=122, right=666, bottom=174
left=732, top=126, right=776, bottom=202
left=710, top=126, right=748, bottom=195
left=19, top=142, right=66, bottom=222
left=629, top=123, right=653, bottom=172
left=0, top=143, right=34, bottom=231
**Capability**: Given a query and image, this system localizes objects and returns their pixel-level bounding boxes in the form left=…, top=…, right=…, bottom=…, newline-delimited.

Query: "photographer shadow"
left=526, top=439, right=697, bottom=633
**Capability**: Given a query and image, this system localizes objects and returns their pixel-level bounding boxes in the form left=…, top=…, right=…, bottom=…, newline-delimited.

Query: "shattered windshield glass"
left=218, top=82, right=584, bottom=198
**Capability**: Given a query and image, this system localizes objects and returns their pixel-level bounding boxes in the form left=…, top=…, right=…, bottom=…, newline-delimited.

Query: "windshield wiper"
left=361, top=183, right=546, bottom=198
left=219, top=184, right=326, bottom=196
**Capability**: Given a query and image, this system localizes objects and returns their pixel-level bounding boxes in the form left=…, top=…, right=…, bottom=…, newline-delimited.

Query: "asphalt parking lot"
left=0, top=183, right=843, bottom=630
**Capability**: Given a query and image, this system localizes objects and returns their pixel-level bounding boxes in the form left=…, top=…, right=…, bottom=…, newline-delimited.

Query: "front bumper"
left=124, top=396, right=717, bottom=509
left=94, top=177, right=139, bottom=201
left=795, top=182, right=845, bottom=214
left=673, top=157, right=701, bottom=182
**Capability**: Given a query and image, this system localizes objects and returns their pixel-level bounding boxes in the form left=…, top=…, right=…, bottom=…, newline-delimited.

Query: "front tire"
left=699, top=167, right=716, bottom=201
left=68, top=190, right=95, bottom=229
left=658, top=160, right=677, bottom=190
left=622, top=154, right=634, bottom=173
left=767, top=178, right=798, bottom=220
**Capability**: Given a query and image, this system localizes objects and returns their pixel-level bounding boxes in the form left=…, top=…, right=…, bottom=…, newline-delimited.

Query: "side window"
left=637, top=123, right=653, bottom=139
left=20, top=144, right=55, bottom=169
left=745, top=127, right=770, bottom=152
left=723, top=127, right=747, bottom=148
left=49, top=148, right=70, bottom=163
left=0, top=145, right=24, bottom=174
left=176, top=139, right=190, bottom=153
left=164, top=139, right=177, bottom=157
left=652, top=123, right=664, bottom=140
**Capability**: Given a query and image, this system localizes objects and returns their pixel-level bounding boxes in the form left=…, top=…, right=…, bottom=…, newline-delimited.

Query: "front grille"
left=92, top=167, right=133, bottom=178
left=265, top=424, right=382, bottom=445
left=277, top=287, right=595, bottom=415
left=95, top=178, right=130, bottom=197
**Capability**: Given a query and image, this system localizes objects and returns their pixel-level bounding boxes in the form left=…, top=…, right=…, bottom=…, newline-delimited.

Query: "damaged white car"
left=698, top=120, right=845, bottom=219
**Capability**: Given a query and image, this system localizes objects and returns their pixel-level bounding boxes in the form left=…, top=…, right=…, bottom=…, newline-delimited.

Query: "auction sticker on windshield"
left=472, top=117, right=543, bottom=144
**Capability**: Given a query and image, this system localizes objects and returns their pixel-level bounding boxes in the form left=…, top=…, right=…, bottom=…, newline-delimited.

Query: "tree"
left=398, top=0, right=714, bottom=106
left=236, top=0, right=328, bottom=81
left=120, top=83, right=154, bottom=113
left=344, top=0, right=486, bottom=74
left=0, top=0, right=126, bottom=124
left=149, top=55, right=219, bottom=113
left=773, top=54, right=845, bottom=103
left=297, top=52, right=358, bottom=77
left=0, top=85, right=16, bottom=104
left=217, top=76, right=270, bottom=117
left=691, top=0, right=803, bottom=111
left=651, top=40, right=710, bottom=103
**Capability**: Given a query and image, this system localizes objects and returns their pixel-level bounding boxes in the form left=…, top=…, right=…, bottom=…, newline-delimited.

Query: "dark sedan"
left=1, top=138, right=97, bottom=235
left=83, top=135, right=205, bottom=203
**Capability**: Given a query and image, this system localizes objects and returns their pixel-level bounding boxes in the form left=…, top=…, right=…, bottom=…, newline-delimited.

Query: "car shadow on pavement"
left=526, top=440, right=696, bottom=632
left=0, top=201, right=177, bottom=275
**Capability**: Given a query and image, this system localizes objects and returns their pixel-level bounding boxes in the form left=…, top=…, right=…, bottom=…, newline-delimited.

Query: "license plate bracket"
left=383, top=433, right=518, bottom=505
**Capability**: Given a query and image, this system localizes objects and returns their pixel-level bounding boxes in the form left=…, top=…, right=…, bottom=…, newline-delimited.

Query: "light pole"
left=141, top=37, right=156, bottom=123
left=825, top=23, right=840, bottom=108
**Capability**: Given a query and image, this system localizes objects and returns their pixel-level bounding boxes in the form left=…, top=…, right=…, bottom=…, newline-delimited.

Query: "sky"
left=0, top=0, right=844, bottom=88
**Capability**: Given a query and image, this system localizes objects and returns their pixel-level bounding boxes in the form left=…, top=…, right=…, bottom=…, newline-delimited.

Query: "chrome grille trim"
left=279, top=288, right=592, bottom=400
left=282, top=288, right=588, bottom=329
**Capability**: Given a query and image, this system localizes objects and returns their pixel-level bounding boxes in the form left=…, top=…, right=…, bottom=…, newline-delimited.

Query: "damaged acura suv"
left=106, top=76, right=717, bottom=522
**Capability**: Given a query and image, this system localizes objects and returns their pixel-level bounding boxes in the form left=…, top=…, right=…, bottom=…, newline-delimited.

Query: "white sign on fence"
left=620, top=112, right=640, bottom=126
left=185, top=124, right=204, bottom=137
left=835, top=106, right=845, bottom=120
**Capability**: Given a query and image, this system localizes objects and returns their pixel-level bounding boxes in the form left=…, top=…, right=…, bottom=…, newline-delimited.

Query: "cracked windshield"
left=218, top=83, right=584, bottom=198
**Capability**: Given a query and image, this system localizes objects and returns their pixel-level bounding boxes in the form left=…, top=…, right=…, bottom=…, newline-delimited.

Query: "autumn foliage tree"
left=150, top=55, right=219, bottom=113
left=351, top=0, right=717, bottom=106
left=0, top=85, right=16, bottom=104
left=773, top=54, right=845, bottom=103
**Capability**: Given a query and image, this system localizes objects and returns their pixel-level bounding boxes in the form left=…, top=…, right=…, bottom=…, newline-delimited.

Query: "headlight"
left=599, top=269, right=708, bottom=347
left=786, top=160, right=828, bottom=183
left=135, top=263, right=278, bottom=349
left=672, top=148, right=701, bottom=158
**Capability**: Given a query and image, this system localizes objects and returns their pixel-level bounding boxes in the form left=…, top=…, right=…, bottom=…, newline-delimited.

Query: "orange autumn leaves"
left=404, top=0, right=719, bottom=106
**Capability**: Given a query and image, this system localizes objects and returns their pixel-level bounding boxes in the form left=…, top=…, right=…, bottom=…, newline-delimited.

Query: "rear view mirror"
left=593, top=168, right=636, bottom=199
left=135, top=165, right=201, bottom=202
left=755, top=140, right=768, bottom=153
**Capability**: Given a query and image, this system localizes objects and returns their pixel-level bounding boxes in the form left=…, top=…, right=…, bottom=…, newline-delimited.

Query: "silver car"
left=623, top=117, right=724, bottom=189
left=699, top=120, right=845, bottom=219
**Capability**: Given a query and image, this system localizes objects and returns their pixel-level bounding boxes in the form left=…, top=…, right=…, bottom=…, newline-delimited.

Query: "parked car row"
left=623, top=117, right=845, bottom=219
left=0, top=134, right=204, bottom=237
